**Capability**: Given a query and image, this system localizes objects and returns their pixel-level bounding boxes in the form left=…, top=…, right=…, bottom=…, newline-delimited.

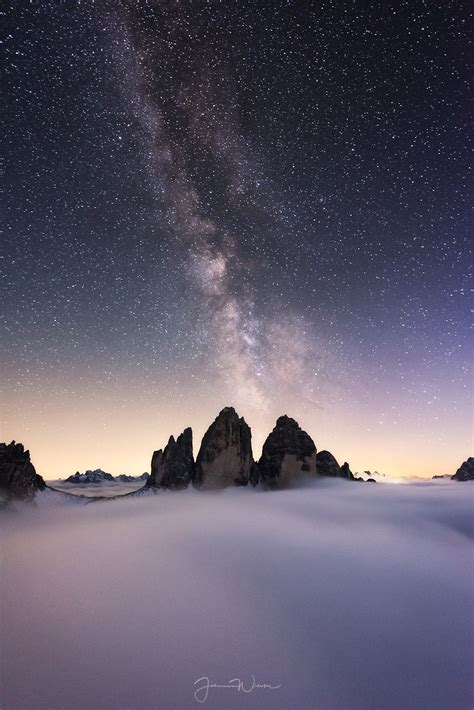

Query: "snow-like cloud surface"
left=1, top=480, right=473, bottom=709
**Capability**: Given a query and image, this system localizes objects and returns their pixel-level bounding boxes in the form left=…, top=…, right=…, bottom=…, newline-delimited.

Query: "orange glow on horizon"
left=1, top=373, right=470, bottom=481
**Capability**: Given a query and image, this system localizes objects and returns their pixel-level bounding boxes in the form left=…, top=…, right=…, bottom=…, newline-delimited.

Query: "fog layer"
left=1, top=480, right=473, bottom=709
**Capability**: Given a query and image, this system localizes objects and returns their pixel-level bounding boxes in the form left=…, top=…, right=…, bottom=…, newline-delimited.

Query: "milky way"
left=112, top=2, right=327, bottom=413
left=2, top=1, right=471, bottom=478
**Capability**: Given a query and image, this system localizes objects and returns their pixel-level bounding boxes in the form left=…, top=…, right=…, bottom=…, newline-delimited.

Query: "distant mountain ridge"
left=64, top=469, right=149, bottom=484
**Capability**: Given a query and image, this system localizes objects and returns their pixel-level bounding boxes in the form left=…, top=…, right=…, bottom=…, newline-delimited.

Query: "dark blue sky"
left=2, top=0, right=471, bottom=477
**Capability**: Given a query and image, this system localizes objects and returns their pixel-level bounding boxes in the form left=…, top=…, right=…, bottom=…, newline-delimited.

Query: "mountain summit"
left=194, top=407, right=255, bottom=489
left=259, top=415, right=317, bottom=488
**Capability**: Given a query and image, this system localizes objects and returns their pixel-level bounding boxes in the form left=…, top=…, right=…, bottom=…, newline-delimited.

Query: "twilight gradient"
left=2, top=1, right=471, bottom=479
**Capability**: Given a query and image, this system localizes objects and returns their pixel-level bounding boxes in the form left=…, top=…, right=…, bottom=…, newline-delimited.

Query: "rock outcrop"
left=194, top=408, right=254, bottom=489
left=0, top=441, right=45, bottom=503
left=316, top=450, right=354, bottom=479
left=316, top=450, right=340, bottom=477
left=147, top=427, right=194, bottom=490
left=259, top=416, right=317, bottom=488
left=451, top=457, right=474, bottom=482
left=339, top=461, right=354, bottom=480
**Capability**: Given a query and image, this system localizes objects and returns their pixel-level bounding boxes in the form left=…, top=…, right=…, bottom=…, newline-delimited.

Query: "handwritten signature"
left=194, top=674, right=282, bottom=703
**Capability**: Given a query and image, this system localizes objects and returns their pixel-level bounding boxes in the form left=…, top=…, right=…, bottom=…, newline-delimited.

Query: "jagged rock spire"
left=452, top=457, right=474, bottom=481
left=194, top=407, right=255, bottom=489
left=0, top=441, right=45, bottom=503
left=259, top=415, right=317, bottom=488
left=147, top=427, right=194, bottom=490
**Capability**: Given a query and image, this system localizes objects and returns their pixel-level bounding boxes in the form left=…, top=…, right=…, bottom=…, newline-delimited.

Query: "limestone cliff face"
left=0, top=441, right=45, bottom=503
left=258, top=416, right=317, bottom=488
left=194, top=408, right=254, bottom=489
left=147, top=427, right=194, bottom=490
left=316, top=450, right=354, bottom=480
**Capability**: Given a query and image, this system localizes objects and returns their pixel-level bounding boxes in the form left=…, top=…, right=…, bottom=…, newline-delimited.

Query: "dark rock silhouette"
left=0, top=441, right=45, bottom=503
left=194, top=408, right=254, bottom=489
left=316, top=450, right=354, bottom=480
left=339, top=461, right=355, bottom=480
left=316, top=450, right=340, bottom=477
left=451, top=457, right=474, bottom=482
left=147, top=427, right=194, bottom=490
left=316, top=450, right=339, bottom=477
left=259, top=415, right=317, bottom=488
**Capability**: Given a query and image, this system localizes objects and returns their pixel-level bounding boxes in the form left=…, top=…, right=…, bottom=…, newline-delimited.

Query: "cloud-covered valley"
left=1, top=480, right=473, bottom=709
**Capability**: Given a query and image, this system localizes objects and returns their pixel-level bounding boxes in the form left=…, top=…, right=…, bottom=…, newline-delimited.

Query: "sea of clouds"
left=1, top=479, right=473, bottom=710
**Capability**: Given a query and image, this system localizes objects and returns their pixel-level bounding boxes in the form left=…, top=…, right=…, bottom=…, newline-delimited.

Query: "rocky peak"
left=315, top=450, right=340, bottom=477
left=452, top=457, right=474, bottom=482
left=147, top=427, right=194, bottom=490
left=275, top=415, right=299, bottom=428
left=316, top=450, right=354, bottom=479
left=194, top=407, right=254, bottom=489
left=0, top=441, right=45, bottom=503
left=259, top=416, right=317, bottom=488
left=339, top=461, right=354, bottom=480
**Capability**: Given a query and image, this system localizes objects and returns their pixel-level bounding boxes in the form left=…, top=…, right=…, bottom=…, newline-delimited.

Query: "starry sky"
left=2, top=0, right=471, bottom=479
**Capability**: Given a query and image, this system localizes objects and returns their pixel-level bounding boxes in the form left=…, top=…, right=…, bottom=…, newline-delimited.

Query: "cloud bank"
left=1, top=480, right=473, bottom=709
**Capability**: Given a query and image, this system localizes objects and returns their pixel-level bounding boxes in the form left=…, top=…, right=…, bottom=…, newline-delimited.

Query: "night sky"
left=2, top=0, right=471, bottom=478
